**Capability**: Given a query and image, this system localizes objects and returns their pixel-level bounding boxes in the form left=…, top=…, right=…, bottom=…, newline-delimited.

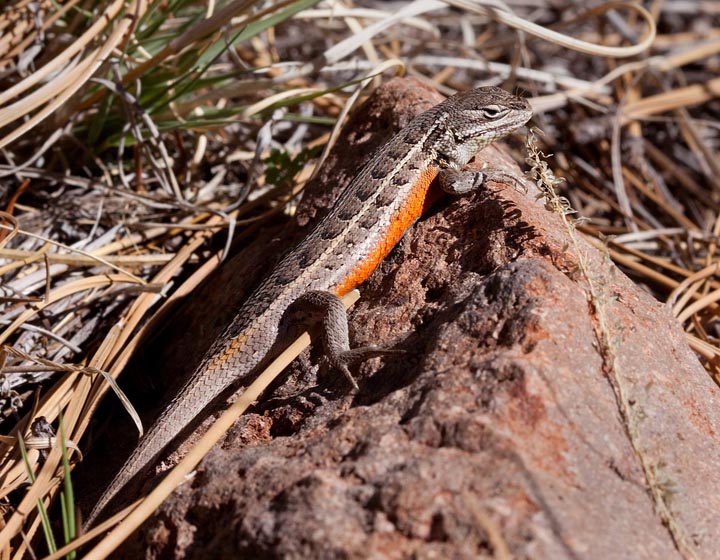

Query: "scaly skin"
left=86, top=86, right=533, bottom=525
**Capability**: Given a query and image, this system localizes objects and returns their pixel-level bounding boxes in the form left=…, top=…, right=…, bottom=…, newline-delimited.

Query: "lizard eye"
left=481, top=105, right=508, bottom=119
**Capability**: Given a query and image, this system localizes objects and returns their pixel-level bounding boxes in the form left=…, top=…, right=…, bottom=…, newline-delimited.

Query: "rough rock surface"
left=107, top=79, right=720, bottom=558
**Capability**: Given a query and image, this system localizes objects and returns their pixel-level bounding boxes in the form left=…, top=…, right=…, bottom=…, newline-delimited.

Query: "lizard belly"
left=334, top=166, right=440, bottom=296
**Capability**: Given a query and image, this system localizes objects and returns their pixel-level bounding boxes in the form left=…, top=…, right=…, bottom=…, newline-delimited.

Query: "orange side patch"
left=334, top=166, right=440, bottom=296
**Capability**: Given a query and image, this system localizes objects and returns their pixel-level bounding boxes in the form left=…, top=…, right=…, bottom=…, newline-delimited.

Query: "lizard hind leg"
left=291, top=290, right=395, bottom=391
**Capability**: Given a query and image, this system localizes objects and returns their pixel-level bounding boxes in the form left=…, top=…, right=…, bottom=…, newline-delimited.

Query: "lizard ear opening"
left=436, top=151, right=452, bottom=169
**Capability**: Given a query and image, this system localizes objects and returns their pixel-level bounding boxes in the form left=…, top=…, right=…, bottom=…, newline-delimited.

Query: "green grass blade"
left=59, top=415, right=77, bottom=559
left=196, top=0, right=322, bottom=67
left=18, top=434, right=57, bottom=554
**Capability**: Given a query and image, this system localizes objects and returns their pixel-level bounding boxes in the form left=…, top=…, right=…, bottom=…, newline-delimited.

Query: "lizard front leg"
left=438, top=160, right=526, bottom=195
left=433, top=124, right=527, bottom=195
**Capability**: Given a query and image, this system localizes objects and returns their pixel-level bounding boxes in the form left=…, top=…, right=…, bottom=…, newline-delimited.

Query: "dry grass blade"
left=0, top=219, right=147, bottom=283
left=445, top=0, right=656, bottom=57
left=1, top=346, right=139, bottom=444
left=0, top=275, right=146, bottom=346
left=0, top=0, right=126, bottom=106
left=0, top=0, right=145, bottom=149
left=312, top=59, right=406, bottom=174
left=0, top=249, right=176, bottom=266
left=668, top=263, right=720, bottom=313
left=72, top=0, right=260, bottom=114
left=675, top=288, right=720, bottom=324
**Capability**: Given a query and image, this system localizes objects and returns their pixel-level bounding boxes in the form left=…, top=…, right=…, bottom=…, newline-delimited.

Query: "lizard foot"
left=326, top=345, right=404, bottom=391
left=438, top=166, right=527, bottom=195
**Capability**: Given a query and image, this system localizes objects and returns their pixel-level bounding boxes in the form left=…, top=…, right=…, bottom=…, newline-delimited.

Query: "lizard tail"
left=84, top=355, right=245, bottom=528
left=84, top=310, right=269, bottom=528
left=83, top=398, right=191, bottom=528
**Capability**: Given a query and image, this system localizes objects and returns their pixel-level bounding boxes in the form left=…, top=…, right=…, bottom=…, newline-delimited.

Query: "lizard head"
left=448, top=86, right=533, bottom=149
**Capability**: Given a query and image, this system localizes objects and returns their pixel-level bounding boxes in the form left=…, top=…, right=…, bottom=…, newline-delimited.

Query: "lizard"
left=86, top=86, right=533, bottom=526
